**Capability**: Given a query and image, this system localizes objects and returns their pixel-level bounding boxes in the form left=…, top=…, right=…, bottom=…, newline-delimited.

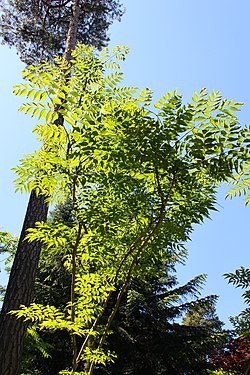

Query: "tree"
left=100, top=281, right=225, bottom=375
left=0, top=1, right=124, bottom=374
left=182, top=295, right=224, bottom=332
left=210, top=336, right=250, bottom=375
left=5, top=44, right=250, bottom=373
left=0, top=0, right=124, bottom=65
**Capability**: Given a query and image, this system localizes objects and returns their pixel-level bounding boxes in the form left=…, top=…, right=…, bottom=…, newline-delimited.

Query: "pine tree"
left=0, top=0, right=124, bottom=65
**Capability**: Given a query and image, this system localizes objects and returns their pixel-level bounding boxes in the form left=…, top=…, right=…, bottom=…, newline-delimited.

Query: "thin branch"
left=154, top=166, right=164, bottom=202
left=75, top=230, right=151, bottom=365
left=76, top=289, right=113, bottom=365
left=88, top=169, right=179, bottom=368
left=41, top=0, right=72, bottom=9
left=71, top=221, right=83, bottom=371
left=77, top=168, right=178, bottom=370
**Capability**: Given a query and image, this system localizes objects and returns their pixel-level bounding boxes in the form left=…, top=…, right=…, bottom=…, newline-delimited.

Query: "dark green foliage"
left=0, top=0, right=124, bottom=64
left=49, top=198, right=75, bottom=228
left=182, top=296, right=224, bottom=331
left=21, top=329, right=72, bottom=375
left=225, top=267, right=250, bottom=291
left=98, top=279, right=226, bottom=375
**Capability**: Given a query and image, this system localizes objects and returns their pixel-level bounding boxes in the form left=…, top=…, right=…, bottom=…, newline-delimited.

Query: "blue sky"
left=0, top=0, right=250, bottom=327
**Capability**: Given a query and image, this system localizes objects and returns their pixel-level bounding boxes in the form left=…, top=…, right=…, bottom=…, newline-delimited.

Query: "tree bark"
left=0, top=191, right=48, bottom=375
left=0, top=1, right=80, bottom=374
left=63, top=0, right=80, bottom=63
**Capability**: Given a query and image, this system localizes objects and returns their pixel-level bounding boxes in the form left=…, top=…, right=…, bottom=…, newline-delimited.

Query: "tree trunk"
left=0, top=1, right=80, bottom=374
left=0, top=191, right=48, bottom=375
left=63, top=0, right=80, bottom=63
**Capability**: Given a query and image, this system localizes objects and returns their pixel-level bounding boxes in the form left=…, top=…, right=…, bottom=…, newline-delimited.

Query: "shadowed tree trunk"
left=0, top=192, right=48, bottom=375
left=0, top=1, right=80, bottom=374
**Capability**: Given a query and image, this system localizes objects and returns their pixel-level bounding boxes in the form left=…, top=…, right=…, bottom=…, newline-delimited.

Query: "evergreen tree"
left=0, top=0, right=124, bottom=65
left=100, top=281, right=225, bottom=374
left=182, top=296, right=224, bottom=331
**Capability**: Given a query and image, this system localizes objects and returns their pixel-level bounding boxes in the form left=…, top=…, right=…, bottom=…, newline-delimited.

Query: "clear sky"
left=0, top=0, right=250, bottom=327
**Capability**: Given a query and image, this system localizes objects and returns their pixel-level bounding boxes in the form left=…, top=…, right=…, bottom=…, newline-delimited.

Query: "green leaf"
left=38, top=109, right=47, bottom=121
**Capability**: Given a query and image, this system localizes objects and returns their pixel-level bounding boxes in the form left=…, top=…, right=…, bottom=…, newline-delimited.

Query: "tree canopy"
left=0, top=0, right=124, bottom=64
left=7, top=44, right=250, bottom=373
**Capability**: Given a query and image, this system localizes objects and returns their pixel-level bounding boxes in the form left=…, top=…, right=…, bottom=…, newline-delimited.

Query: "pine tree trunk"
left=0, top=191, right=48, bottom=375
left=0, top=1, right=80, bottom=374
left=63, top=0, right=80, bottom=63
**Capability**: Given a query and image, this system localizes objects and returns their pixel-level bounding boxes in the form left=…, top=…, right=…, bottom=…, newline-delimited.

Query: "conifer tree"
left=0, top=0, right=123, bottom=65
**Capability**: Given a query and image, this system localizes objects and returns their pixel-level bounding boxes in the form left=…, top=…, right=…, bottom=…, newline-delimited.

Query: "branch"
left=89, top=169, right=179, bottom=364
left=71, top=222, right=83, bottom=371
left=154, top=166, right=164, bottom=202
left=76, top=168, right=178, bottom=370
left=41, top=0, right=72, bottom=9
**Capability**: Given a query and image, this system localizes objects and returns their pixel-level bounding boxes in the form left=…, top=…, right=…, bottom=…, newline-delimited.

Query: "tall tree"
left=14, top=202, right=225, bottom=374
left=0, top=2, right=123, bottom=374
left=0, top=0, right=123, bottom=65
left=1, top=202, right=223, bottom=374
left=5, top=45, right=250, bottom=373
